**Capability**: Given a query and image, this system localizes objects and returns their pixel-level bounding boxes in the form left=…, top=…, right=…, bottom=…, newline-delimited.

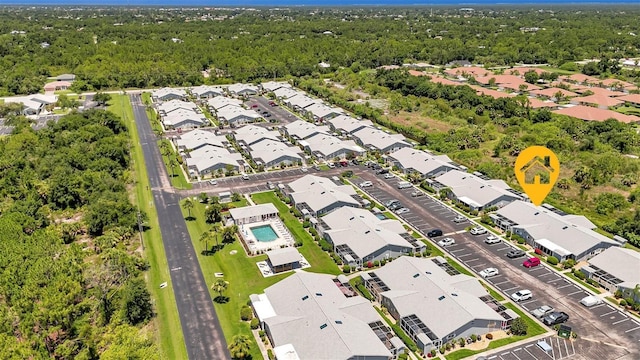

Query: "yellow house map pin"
left=514, top=146, right=560, bottom=206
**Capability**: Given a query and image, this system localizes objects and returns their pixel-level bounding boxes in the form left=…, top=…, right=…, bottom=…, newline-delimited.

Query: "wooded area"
left=0, top=110, right=158, bottom=359
left=0, top=6, right=640, bottom=95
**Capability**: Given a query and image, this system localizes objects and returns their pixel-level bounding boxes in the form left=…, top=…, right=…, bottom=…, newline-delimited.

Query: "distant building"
left=284, top=175, right=362, bottom=218
left=581, top=247, right=640, bottom=301
left=152, top=87, right=187, bottom=102
left=491, top=201, right=619, bottom=261
left=351, top=128, right=411, bottom=154
left=387, top=148, right=459, bottom=179
left=56, top=73, right=76, bottom=82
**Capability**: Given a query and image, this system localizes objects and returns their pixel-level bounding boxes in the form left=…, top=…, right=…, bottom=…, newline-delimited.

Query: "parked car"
left=208, top=179, right=218, bottom=185
left=339, top=160, right=349, bottom=167
left=242, top=174, right=250, bottom=180
left=453, top=215, right=467, bottom=223
left=523, top=257, right=541, bottom=268
left=264, top=113, right=272, bottom=118
left=266, top=181, right=275, bottom=189
left=437, top=237, right=455, bottom=247
left=470, top=226, right=487, bottom=235
left=359, top=181, right=373, bottom=188
left=543, top=311, right=569, bottom=326
left=301, top=166, right=308, bottom=172
left=531, top=305, right=555, bottom=319
left=411, top=191, right=424, bottom=197
left=377, top=168, right=389, bottom=174
left=484, top=235, right=501, bottom=244
left=580, top=295, right=603, bottom=307
left=251, top=104, right=259, bottom=108
left=427, top=229, right=444, bottom=238
left=350, top=159, right=360, bottom=165
left=506, top=249, right=526, bottom=258
left=385, top=199, right=400, bottom=207
left=327, top=163, right=335, bottom=169
left=268, top=101, right=277, bottom=106
left=479, top=267, right=499, bottom=278
left=313, top=165, right=321, bottom=171
left=395, top=207, right=410, bottom=215
left=511, top=289, right=532, bottom=302
left=384, top=173, right=394, bottom=179
left=388, top=203, right=402, bottom=211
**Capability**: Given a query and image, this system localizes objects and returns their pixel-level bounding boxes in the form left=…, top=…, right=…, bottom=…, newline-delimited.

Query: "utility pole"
left=137, top=211, right=145, bottom=250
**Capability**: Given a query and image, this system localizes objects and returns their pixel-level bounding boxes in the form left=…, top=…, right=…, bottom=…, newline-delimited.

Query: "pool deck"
left=256, top=255, right=311, bottom=278
left=239, top=219, right=295, bottom=255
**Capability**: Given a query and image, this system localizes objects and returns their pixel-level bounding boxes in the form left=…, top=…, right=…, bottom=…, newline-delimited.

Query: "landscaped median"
left=158, top=139, right=192, bottom=189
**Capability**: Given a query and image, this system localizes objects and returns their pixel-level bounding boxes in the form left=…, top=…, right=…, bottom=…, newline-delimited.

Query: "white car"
left=479, top=267, right=499, bottom=278
left=208, top=179, right=218, bottom=185
left=531, top=305, right=554, bottom=319
left=484, top=235, right=501, bottom=244
left=453, top=215, right=467, bottom=223
left=470, top=226, right=487, bottom=235
left=511, top=289, right=532, bottom=302
left=395, top=207, right=410, bottom=215
left=437, top=237, right=455, bottom=247
left=384, top=173, right=394, bottom=179
left=301, top=167, right=308, bottom=172
left=328, top=163, right=336, bottom=169
left=360, top=181, right=373, bottom=188
left=241, top=174, right=250, bottom=180
left=580, top=295, right=603, bottom=307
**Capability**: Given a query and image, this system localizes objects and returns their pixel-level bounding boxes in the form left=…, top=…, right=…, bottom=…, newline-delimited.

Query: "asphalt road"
left=130, top=93, right=230, bottom=360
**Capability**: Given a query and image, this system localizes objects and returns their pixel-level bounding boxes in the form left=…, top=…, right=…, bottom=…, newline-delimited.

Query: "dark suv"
left=427, top=229, right=443, bottom=237
left=543, top=311, right=569, bottom=326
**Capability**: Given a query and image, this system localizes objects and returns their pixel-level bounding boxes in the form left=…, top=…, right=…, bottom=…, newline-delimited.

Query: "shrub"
left=470, top=334, right=477, bottom=342
left=458, top=338, right=465, bottom=347
left=373, top=260, right=380, bottom=267
left=240, top=306, right=253, bottom=321
left=367, top=261, right=373, bottom=268
left=258, top=330, right=265, bottom=337
left=308, top=227, right=318, bottom=236
left=439, top=346, right=445, bottom=354
left=319, top=239, right=333, bottom=252
left=510, top=317, right=528, bottom=336
left=250, top=317, right=259, bottom=329
left=267, top=349, right=275, bottom=360
left=430, top=349, right=437, bottom=357
left=562, top=258, right=576, bottom=269
left=587, top=278, right=600, bottom=287
left=620, top=299, right=628, bottom=307
left=445, top=342, right=451, bottom=351
left=485, top=333, right=493, bottom=340
left=614, top=290, right=623, bottom=299
left=547, top=256, right=559, bottom=265
left=302, top=220, right=310, bottom=228
left=343, top=265, right=351, bottom=274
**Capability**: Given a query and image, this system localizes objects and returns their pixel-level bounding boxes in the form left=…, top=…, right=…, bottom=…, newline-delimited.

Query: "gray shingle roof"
left=434, top=170, right=521, bottom=207
left=588, top=247, right=640, bottom=289
left=254, top=271, right=392, bottom=360
left=288, top=175, right=360, bottom=214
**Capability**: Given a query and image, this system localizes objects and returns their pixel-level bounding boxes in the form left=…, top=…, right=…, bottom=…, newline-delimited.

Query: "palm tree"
left=211, top=222, right=223, bottom=250
left=228, top=334, right=252, bottom=359
left=199, top=230, right=212, bottom=253
left=169, top=158, right=178, bottom=178
left=222, top=225, right=238, bottom=244
left=205, top=203, right=222, bottom=224
left=199, top=192, right=209, bottom=203
left=182, top=198, right=194, bottom=218
left=211, top=278, right=228, bottom=300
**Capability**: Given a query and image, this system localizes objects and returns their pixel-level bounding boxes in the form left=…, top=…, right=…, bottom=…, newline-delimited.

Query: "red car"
left=251, top=104, right=259, bottom=108
left=268, top=101, right=277, bottom=106
left=523, top=257, right=541, bottom=268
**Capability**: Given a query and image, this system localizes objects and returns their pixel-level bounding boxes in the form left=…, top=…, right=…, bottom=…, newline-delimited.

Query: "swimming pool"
left=376, top=214, right=387, bottom=220
left=250, top=224, right=279, bottom=242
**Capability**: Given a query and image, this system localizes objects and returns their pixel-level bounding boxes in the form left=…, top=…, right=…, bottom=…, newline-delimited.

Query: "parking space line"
left=465, top=258, right=481, bottom=262
left=625, top=326, right=640, bottom=333
left=590, top=303, right=606, bottom=310
left=613, top=318, right=629, bottom=325
left=556, top=283, right=573, bottom=290
left=450, top=249, right=467, bottom=253
left=567, top=290, right=583, bottom=296
left=523, top=345, right=539, bottom=360
left=503, top=286, right=519, bottom=292
left=538, top=272, right=554, bottom=278
left=546, top=278, right=563, bottom=284
left=600, top=310, right=618, bottom=317
left=493, top=280, right=510, bottom=286
left=520, top=299, right=536, bottom=306
left=457, top=253, right=474, bottom=258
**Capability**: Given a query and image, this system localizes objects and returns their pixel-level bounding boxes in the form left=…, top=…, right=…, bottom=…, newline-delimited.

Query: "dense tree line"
left=0, top=6, right=640, bottom=95
left=0, top=109, right=157, bottom=358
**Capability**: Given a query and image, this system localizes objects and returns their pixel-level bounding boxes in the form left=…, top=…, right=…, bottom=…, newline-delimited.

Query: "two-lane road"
left=131, top=93, right=230, bottom=360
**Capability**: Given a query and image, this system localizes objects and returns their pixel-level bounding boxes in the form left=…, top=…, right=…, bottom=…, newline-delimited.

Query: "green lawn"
left=445, top=303, right=547, bottom=360
left=251, top=191, right=341, bottom=275
left=158, top=139, right=192, bottom=189
left=446, top=257, right=474, bottom=276
left=482, top=281, right=506, bottom=302
left=382, top=211, right=398, bottom=220
left=565, top=271, right=602, bottom=294
left=109, top=94, right=188, bottom=360
left=180, top=201, right=288, bottom=360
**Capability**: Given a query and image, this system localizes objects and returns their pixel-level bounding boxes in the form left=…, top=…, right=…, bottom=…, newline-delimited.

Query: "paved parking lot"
left=246, top=96, right=300, bottom=126
left=352, top=169, right=640, bottom=357
left=484, top=336, right=575, bottom=360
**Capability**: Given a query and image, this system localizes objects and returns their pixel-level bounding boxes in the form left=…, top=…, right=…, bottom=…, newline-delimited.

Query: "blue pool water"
left=376, top=214, right=387, bottom=220
left=251, top=225, right=279, bottom=242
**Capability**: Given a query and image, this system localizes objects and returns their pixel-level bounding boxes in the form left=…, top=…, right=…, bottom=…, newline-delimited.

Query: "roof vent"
left=335, top=320, right=343, bottom=324
left=315, top=293, right=323, bottom=296
left=480, top=185, right=485, bottom=189
left=413, top=273, right=420, bottom=278
left=320, top=323, right=328, bottom=330
left=425, top=271, right=432, bottom=275
left=302, top=295, right=309, bottom=301
left=562, top=226, right=568, bottom=230
left=438, top=295, right=446, bottom=301
left=365, top=230, right=370, bottom=234
left=534, top=212, right=540, bottom=215
left=452, top=293, right=458, bottom=297
left=349, top=217, right=355, bottom=221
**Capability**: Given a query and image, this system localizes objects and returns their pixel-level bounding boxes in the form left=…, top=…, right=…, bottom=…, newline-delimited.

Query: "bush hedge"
left=240, top=306, right=253, bottom=321
left=547, top=256, right=559, bottom=265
